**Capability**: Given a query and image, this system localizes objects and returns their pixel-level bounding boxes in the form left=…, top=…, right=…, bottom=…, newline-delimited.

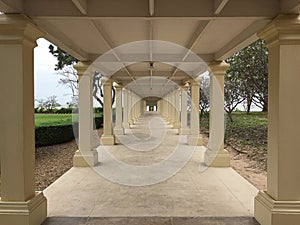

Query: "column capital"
left=113, top=83, right=123, bottom=91
left=189, top=77, right=200, bottom=86
left=74, top=61, right=92, bottom=77
left=101, top=76, right=113, bottom=86
left=0, top=14, right=44, bottom=47
left=258, top=14, right=300, bottom=48
left=209, top=61, right=230, bottom=76
left=181, top=83, right=189, bottom=90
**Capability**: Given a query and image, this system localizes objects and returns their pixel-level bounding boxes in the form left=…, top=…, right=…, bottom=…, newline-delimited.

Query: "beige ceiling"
left=1, top=0, right=300, bottom=97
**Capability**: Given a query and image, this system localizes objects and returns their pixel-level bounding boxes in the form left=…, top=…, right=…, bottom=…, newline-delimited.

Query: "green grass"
left=200, top=111, right=268, bottom=148
left=35, top=113, right=102, bottom=128
left=226, top=111, right=268, bottom=128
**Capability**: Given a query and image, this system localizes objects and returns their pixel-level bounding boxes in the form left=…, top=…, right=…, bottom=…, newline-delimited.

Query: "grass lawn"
left=201, top=111, right=268, bottom=147
left=35, top=113, right=102, bottom=128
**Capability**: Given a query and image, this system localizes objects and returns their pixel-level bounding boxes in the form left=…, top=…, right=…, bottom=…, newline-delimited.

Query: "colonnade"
left=73, top=61, right=231, bottom=169
left=1, top=14, right=300, bottom=225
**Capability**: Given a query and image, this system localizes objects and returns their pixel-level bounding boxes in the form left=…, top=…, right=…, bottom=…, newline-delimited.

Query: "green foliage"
left=35, top=113, right=103, bottom=128
left=35, top=125, right=76, bottom=147
left=35, top=114, right=103, bottom=146
left=200, top=111, right=268, bottom=149
left=225, top=40, right=268, bottom=114
left=49, top=45, right=78, bottom=70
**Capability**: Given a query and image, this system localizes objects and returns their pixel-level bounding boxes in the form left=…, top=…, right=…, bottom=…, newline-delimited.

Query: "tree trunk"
left=246, top=95, right=252, bottom=115
left=227, top=112, right=234, bottom=122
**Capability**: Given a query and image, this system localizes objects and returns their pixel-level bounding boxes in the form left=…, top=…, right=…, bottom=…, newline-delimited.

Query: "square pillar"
left=204, top=61, right=230, bottom=167
left=128, top=91, right=134, bottom=125
left=173, top=88, right=181, bottom=129
left=0, top=14, right=47, bottom=225
left=122, top=89, right=130, bottom=129
left=188, top=79, right=203, bottom=146
left=113, top=84, right=124, bottom=135
left=254, top=15, right=300, bottom=225
left=73, top=62, right=98, bottom=167
left=180, top=84, right=189, bottom=135
left=100, top=77, right=115, bottom=145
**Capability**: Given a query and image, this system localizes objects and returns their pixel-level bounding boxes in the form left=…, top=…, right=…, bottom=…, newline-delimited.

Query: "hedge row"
left=35, top=117, right=103, bottom=147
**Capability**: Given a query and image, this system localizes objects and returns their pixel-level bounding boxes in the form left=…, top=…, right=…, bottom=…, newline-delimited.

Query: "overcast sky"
left=34, top=38, right=73, bottom=107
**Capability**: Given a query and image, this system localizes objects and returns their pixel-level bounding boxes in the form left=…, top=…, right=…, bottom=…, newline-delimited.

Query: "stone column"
left=167, top=93, right=172, bottom=123
left=204, top=61, right=230, bottom=167
left=0, top=15, right=47, bottom=225
left=114, top=84, right=124, bottom=135
left=122, top=89, right=130, bottom=129
left=100, top=77, right=115, bottom=145
left=170, top=91, right=175, bottom=126
left=173, top=88, right=181, bottom=129
left=180, top=84, right=189, bottom=135
left=188, top=79, right=202, bottom=145
left=127, top=91, right=133, bottom=125
left=254, top=15, right=300, bottom=225
left=73, top=62, right=98, bottom=167
left=129, top=91, right=135, bottom=125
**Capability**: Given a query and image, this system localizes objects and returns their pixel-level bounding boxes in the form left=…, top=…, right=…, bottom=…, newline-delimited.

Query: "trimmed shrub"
left=35, top=116, right=103, bottom=146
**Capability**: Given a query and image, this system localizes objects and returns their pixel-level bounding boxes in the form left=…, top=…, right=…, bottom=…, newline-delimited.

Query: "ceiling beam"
left=71, top=0, right=88, bottom=15
left=34, top=19, right=89, bottom=61
left=214, top=0, right=230, bottom=15
left=165, top=20, right=212, bottom=85
left=0, top=0, right=23, bottom=13
left=215, top=19, right=271, bottom=60
left=149, top=0, right=155, bottom=16
left=280, top=0, right=300, bottom=13
left=90, top=20, right=135, bottom=81
left=22, top=0, right=278, bottom=18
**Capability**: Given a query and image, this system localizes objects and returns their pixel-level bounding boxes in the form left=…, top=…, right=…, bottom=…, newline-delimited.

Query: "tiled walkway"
left=43, top=112, right=259, bottom=224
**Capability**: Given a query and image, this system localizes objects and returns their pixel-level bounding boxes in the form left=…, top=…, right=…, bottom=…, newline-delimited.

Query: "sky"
left=34, top=38, right=74, bottom=107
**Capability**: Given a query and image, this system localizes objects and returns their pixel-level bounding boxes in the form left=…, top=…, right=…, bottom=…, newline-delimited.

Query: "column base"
left=122, top=122, right=130, bottom=129
left=100, top=135, right=115, bottom=145
left=173, top=122, right=181, bottom=129
left=114, top=127, right=124, bottom=135
left=179, top=127, right=189, bottom=135
left=73, top=149, right=99, bottom=167
left=0, top=192, right=47, bottom=225
left=187, top=135, right=203, bottom=146
left=204, top=148, right=230, bottom=167
left=255, top=191, right=300, bottom=225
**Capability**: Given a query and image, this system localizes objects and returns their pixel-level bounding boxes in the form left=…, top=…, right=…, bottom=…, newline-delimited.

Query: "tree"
left=199, top=75, right=210, bottom=116
left=224, top=71, right=245, bottom=122
left=35, top=96, right=61, bottom=113
left=225, top=40, right=268, bottom=114
left=49, top=45, right=115, bottom=107
left=57, top=66, right=79, bottom=103
left=49, top=45, right=78, bottom=70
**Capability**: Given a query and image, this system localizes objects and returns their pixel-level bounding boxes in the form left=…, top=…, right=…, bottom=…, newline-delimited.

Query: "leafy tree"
left=199, top=75, right=210, bottom=116
left=49, top=45, right=78, bottom=70
left=224, top=71, right=245, bottom=122
left=225, top=40, right=268, bottom=114
left=49, top=45, right=115, bottom=107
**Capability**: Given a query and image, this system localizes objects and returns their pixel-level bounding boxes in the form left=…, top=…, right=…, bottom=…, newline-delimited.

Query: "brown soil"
left=202, top=134, right=267, bottom=190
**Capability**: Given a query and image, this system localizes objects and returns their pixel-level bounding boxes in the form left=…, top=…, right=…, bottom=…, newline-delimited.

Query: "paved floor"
left=43, top=112, right=259, bottom=223
left=43, top=217, right=260, bottom=225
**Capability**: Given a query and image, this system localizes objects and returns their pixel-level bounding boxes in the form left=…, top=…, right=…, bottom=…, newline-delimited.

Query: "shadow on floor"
left=42, top=216, right=260, bottom=225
